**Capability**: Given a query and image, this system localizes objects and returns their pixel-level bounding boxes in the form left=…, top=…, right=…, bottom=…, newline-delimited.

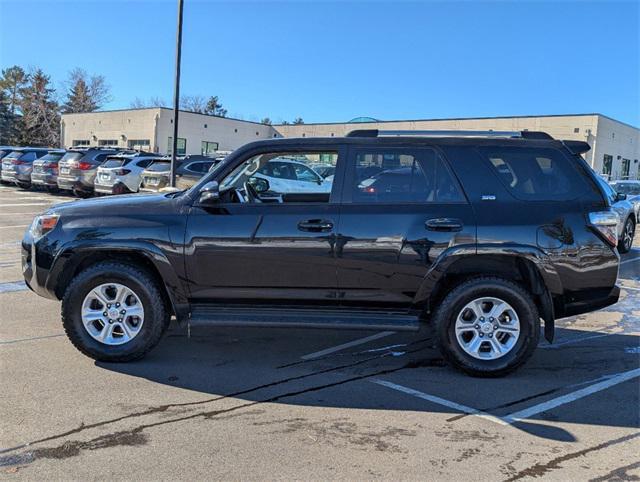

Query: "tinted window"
left=39, top=152, right=64, bottom=162
left=5, top=150, right=23, bottom=159
left=19, top=152, right=37, bottom=162
left=102, top=158, right=128, bottom=168
left=480, top=147, right=588, bottom=201
left=611, top=182, right=640, bottom=195
left=350, top=148, right=464, bottom=203
left=60, top=152, right=84, bottom=162
left=146, top=161, right=171, bottom=172
left=135, top=159, right=154, bottom=168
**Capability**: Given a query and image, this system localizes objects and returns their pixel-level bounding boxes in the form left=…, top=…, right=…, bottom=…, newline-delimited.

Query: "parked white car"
left=252, top=158, right=331, bottom=194
left=94, top=154, right=159, bottom=194
left=610, top=180, right=640, bottom=223
left=596, top=176, right=637, bottom=253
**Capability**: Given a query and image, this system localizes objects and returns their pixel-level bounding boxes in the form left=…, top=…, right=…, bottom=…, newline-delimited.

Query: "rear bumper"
left=557, top=284, right=621, bottom=319
left=94, top=181, right=131, bottom=195
left=57, top=174, right=94, bottom=192
left=31, top=173, right=58, bottom=187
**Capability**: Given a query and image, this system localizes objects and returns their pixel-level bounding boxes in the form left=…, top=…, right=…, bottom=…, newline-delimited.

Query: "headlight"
left=29, top=213, right=60, bottom=239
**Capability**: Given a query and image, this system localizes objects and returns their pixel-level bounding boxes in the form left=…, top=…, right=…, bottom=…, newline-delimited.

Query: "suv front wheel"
left=61, top=262, right=169, bottom=362
left=433, top=277, right=540, bottom=377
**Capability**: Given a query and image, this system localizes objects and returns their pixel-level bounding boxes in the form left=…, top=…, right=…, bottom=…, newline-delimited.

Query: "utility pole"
left=170, top=0, right=184, bottom=187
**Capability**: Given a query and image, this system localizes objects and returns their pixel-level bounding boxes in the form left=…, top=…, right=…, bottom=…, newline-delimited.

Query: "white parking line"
left=0, top=203, right=53, bottom=207
left=0, top=224, right=28, bottom=229
left=622, top=285, right=640, bottom=292
left=371, top=379, right=509, bottom=426
left=503, top=368, right=640, bottom=424
left=373, top=367, right=640, bottom=427
left=0, top=281, right=28, bottom=293
left=0, top=212, right=40, bottom=216
left=539, top=332, right=612, bottom=349
left=620, top=257, right=640, bottom=266
left=300, top=331, right=395, bottom=360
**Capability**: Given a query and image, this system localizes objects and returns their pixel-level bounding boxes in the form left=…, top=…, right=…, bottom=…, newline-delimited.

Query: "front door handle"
left=298, top=219, right=334, bottom=233
left=425, top=218, right=463, bottom=232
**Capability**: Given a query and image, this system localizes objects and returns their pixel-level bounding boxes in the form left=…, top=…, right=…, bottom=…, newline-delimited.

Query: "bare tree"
left=181, top=95, right=207, bottom=113
left=293, top=117, right=304, bottom=125
left=19, top=68, right=60, bottom=146
left=129, top=96, right=167, bottom=108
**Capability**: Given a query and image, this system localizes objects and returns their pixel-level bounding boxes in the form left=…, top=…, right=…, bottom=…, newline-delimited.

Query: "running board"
left=189, top=305, right=421, bottom=331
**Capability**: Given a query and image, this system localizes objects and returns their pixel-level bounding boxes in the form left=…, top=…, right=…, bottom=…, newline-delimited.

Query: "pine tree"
left=205, top=96, right=227, bottom=117
left=62, top=68, right=110, bottom=113
left=0, top=91, right=18, bottom=144
left=260, top=117, right=272, bottom=125
left=19, top=69, right=60, bottom=147
left=0, top=66, right=28, bottom=116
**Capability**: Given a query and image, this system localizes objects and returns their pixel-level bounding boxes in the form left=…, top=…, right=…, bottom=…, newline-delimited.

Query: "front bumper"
left=21, top=231, right=59, bottom=301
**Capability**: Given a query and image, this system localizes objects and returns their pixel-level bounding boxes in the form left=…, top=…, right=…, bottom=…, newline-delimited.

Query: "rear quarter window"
left=478, top=146, right=589, bottom=201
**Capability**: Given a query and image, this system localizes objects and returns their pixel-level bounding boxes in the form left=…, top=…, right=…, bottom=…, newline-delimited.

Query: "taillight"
left=588, top=211, right=619, bottom=247
left=14, top=159, right=29, bottom=165
left=78, top=161, right=92, bottom=170
left=114, top=169, right=131, bottom=176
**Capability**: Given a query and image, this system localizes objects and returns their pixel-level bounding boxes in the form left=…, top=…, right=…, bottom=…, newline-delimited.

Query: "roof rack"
left=345, top=129, right=553, bottom=140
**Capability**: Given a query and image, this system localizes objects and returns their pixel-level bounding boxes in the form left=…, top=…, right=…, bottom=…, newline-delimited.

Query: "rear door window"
left=479, top=146, right=588, bottom=201
left=102, top=158, right=128, bottom=168
left=347, top=148, right=465, bottom=204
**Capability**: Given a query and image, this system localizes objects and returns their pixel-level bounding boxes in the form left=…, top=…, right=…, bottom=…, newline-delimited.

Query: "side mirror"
left=616, top=192, right=627, bottom=202
left=198, top=181, right=220, bottom=204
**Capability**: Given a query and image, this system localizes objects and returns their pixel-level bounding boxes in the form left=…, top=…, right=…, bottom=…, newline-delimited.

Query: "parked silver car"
left=1, top=148, right=53, bottom=188
left=596, top=177, right=636, bottom=253
left=610, top=180, right=640, bottom=223
left=31, top=150, right=67, bottom=191
left=57, top=147, right=121, bottom=197
left=94, top=153, right=160, bottom=194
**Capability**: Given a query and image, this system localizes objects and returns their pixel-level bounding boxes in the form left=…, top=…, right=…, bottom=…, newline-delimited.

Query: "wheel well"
left=426, top=255, right=550, bottom=318
left=55, top=250, right=174, bottom=315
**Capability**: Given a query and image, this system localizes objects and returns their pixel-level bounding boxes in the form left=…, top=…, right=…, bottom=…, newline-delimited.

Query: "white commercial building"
left=61, top=110, right=639, bottom=180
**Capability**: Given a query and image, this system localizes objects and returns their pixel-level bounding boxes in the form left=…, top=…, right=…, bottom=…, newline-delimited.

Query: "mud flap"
left=540, top=290, right=555, bottom=343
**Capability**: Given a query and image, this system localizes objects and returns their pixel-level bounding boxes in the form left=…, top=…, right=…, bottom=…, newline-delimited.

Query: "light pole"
left=170, top=0, right=184, bottom=187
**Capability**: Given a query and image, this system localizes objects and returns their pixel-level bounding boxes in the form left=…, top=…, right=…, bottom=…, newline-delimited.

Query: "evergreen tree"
left=0, top=91, right=18, bottom=144
left=260, top=117, right=272, bottom=125
left=293, top=117, right=304, bottom=125
left=204, top=96, right=227, bottom=117
left=19, top=69, right=60, bottom=147
left=0, top=66, right=28, bottom=116
left=62, top=68, right=110, bottom=113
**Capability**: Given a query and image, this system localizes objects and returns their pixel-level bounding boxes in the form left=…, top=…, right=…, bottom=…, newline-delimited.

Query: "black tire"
left=73, top=189, right=92, bottom=198
left=61, top=262, right=170, bottom=362
left=16, top=181, right=31, bottom=190
left=433, top=277, right=540, bottom=377
left=618, top=217, right=635, bottom=254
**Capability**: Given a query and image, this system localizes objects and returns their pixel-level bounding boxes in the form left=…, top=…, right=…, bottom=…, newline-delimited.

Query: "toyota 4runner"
left=22, top=130, right=622, bottom=376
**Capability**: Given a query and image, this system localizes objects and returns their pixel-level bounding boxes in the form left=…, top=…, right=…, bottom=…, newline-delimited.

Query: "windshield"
left=60, top=152, right=84, bottom=162
left=611, top=182, right=640, bottom=195
left=5, top=150, right=23, bottom=159
left=146, top=161, right=171, bottom=172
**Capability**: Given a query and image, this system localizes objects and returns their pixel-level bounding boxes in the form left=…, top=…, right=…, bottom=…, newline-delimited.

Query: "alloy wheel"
left=81, top=283, right=144, bottom=345
left=454, top=297, right=520, bottom=360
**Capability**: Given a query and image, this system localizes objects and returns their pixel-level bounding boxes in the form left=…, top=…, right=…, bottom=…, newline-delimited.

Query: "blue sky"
left=1, top=0, right=638, bottom=126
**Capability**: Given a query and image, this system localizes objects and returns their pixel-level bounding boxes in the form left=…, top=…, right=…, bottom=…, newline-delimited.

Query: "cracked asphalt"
left=1, top=184, right=639, bottom=480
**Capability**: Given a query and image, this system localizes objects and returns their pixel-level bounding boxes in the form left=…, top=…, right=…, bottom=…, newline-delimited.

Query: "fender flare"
left=47, top=240, right=190, bottom=321
left=413, top=244, right=562, bottom=342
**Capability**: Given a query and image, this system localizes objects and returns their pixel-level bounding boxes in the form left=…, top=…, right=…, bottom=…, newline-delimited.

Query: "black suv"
left=22, top=130, right=622, bottom=376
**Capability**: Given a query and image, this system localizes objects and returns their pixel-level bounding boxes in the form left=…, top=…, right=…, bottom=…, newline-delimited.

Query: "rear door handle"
left=297, top=219, right=334, bottom=233
left=425, top=218, right=463, bottom=232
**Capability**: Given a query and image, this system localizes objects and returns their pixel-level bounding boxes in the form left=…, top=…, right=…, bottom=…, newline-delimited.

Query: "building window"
left=72, top=139, right=90, bottom=146
left=167, top=137, right=187, bottom=156
left=98, top=139, right=118, bottom=146
left=204, top=124, right=208, bottom=128
left=201, top=141, right=219, bottom=156
left=602, top=154, right=613, bottom=177
left=127, top=139, right=150, bottom=150
left=622, top=159, right=630, bottom=179
left=234, top=128, right=238, bottom=133
left=573, top=127, right=579, bottom=133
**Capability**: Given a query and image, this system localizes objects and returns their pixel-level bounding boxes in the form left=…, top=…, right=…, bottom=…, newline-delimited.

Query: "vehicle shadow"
left=97, top=325, right=640, bottom=442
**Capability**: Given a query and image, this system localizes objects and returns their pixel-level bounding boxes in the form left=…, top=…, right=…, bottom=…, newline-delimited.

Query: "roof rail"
left=345, top=129, right=553, bottom=140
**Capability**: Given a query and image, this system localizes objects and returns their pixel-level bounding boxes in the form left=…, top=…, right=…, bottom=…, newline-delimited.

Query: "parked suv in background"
left=175, top=155, right=221, bottom=190
left=94, top=152, right=160, bottom=194
left=1, top=148, right=53, bottom=188
left=57, top=148, right=119, bottom=197
left=140, top=157, right=172, bottom=192
left=22, top=130, right=622, bottom=377
left=610, top=180, right=640, bottom=224
left=595, top=177, right=637, bottom=253
left=31, top=150, right=67, bottom=191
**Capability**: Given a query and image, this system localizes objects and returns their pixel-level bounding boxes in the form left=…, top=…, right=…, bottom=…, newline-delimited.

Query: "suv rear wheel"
left=618, top=217, right=635, bottom=254
left=61, top=262, right=169, bottom=362
left=433, top=277, right=540, bottom=377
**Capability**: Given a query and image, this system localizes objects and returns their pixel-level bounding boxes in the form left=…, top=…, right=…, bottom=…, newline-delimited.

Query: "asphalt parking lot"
left=0, top=184, right=638, bottom=480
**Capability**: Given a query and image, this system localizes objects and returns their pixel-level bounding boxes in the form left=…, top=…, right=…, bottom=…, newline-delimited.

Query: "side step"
left=189, top=305, right=421, bottom=332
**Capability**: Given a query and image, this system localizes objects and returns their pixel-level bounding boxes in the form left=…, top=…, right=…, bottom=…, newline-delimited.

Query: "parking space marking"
left=0, top=203, right=55, bottom=207
left=0, top=281, right=28, bottom=293
left=300, top=331, right=395, bottom=360
left=620, top=257, right=640, bottom=266
left=0, top=334, right=65, bottom=345
left=0, top=212, right=41, bottom=216
left=371, top=379, right=509, bottom=426
left=503, top=367, right=640, bottom=424
left=539, top=332, right=612, bottom=349
left=0, top=224, right=28, bottom=229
